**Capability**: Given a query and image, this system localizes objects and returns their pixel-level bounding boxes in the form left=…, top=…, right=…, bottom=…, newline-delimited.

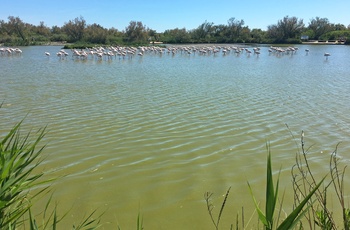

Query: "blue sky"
left=1, top=0, right=350, bottom=32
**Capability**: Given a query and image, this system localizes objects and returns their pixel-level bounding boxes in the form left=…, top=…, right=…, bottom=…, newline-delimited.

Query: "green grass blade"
left=0, top=121, right=22, bottom=147
left=137, top=212, right=143, bottom=230
left=265, top=147, right=276, bottom=229
left=277, top=177, right=325, bottom=230
left=29, top=208, right=38, bottom=230
left=217, top=186, right=231, bottom=228
left=247, top=182, right=268, bottom=227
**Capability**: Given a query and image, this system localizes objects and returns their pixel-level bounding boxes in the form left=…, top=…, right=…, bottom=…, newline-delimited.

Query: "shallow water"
left=1, top=44, right=350, bottom=229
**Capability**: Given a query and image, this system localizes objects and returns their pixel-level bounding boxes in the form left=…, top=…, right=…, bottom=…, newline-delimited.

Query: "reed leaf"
left=0, top=121, right=47, bottom=228
left=265, top=144, right=279, bottom=229
left=248, top=146, right=280, bottom=230
left=249, top=145, right=324, bottom=230
left=1, top=113, right=104, bottom=229
left=217, top=186, right=231, bottom=228
left=29, top=208, right=37, bottom=230
left=137, top=212, right=143, bottom=230
left=72, top=209, right=102, bottom=230
left=247, top=182, right=269, bottom=227
left=277, top=177, right=325, bottom=230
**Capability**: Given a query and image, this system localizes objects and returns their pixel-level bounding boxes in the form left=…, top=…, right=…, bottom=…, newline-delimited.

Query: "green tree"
left=50, top=25, right=68, bottom=42
left=29, top=21, right=51, bottom=43
left=268, top=16, right=304, bottom=43
left=106, top=27, right=124, bottom=44
left=148, top=29, right=159, bottom=42
left=35, top=21, right=50, bottom=37
left=267, top=24, right=283, bottom=42
left=226, top=17, right=245, bottom=41
left=332, top=23, right=347, bottom=31
left=249, top=28, right=266, bottom=43
left=2, top=16, right=30, bottom=44
left=162, top=28, right=191, bottom=43
left=308, top=17, right=332, bottom=40
left=238, top=26, right=251, bottom=43
left=0, top=19, right=11, bottom=43
left=84, top=23, right=108, bottom=44
left=323, top=30, right=350, bottom=41
left=210, top=24, right=228, bottom=43
left=191, top=20, right=215, bottom=42
left=62, top=16, right=86, bottom=42
left=124, top=21, right=148, bottom=44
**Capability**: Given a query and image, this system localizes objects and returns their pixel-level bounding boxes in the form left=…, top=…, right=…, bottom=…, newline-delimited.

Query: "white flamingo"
left=14, top=48, right=22, bottom=55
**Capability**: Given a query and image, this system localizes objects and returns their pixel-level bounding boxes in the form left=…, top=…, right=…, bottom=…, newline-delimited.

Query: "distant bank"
left=302, top=40, right=346, bottom=45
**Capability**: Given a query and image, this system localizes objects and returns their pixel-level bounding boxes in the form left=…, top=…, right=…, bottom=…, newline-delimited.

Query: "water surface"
left=1, top=44, right=350, bottom=229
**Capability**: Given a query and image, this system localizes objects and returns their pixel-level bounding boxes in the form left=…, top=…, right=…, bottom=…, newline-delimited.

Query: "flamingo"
left=305, top=49, right=310, bottom=56
left=96, top=52, right=103, bottom=59
left=56, top=52, right=63, bottom=58
left=14, top=48, right=22, bottom=55
left=246, top=49, right=252, bottom=56
left=324, top=52, right=331, bottom=60
left=254, top=48, right=260, bottom=56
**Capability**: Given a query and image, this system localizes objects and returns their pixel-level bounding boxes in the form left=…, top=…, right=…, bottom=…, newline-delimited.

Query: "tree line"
left=0, top=15, right=349, bottom=46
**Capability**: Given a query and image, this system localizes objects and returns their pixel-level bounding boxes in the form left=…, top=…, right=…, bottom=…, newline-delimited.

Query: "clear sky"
left=1, top=0, right=350, bottom=32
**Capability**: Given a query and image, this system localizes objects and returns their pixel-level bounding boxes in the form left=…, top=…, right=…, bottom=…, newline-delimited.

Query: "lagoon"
left=1, top=44, right=350, bottom=229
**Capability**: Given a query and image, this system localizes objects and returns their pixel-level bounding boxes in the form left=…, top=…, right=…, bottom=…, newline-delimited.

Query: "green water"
left=1, top=44, right=350, bottom=229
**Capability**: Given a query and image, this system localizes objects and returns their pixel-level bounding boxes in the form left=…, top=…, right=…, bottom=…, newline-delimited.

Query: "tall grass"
left=0, top=119, right=48, bottom=229
left=204, top=187, right=231, bottom=230
left=291, top=130, right=350, bottom=230
left=205, top=131, right=350, bottom=230
left=205, top=141, right=328, bottom=229
left=248, top=143, right=324, bottom=230
left=0, top=105, right=102, bottom=229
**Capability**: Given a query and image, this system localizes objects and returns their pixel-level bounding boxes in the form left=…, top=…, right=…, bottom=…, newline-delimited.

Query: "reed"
left=0, top=104, right=102, bottom=229
left=291, top=130, right=350, bottom=230
left=205, top=141, right=326, bottom=230
left=248, top=143, right=324, bottom=230
left=329, top=144, right=350, bottom=230
left=204, top=187, right=231, bottom=230
left=0, top=118, right=48, bottom=229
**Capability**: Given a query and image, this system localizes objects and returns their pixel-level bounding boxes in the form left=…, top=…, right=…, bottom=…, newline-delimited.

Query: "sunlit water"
left=1, top=44, right=350, bottom=229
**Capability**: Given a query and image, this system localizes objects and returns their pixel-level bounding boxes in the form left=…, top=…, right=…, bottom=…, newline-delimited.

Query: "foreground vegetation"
left=1, top=105, right=349, bottom=229
left=0, top=105, right=102, bottom=229
left=0, top=15, right=349, bottom=46
left=205, top=131, right=350, bottom=229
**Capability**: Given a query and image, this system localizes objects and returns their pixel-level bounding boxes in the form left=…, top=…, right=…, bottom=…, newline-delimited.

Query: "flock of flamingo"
left=42, top=45, right=302, bottom=60
left=1, top=45, right=331, bottom=60
left=0, top=47, right=23, bottom=55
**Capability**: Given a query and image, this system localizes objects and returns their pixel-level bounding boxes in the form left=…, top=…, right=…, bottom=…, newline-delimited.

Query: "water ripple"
left=2, top=45, right=350, bottom=229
